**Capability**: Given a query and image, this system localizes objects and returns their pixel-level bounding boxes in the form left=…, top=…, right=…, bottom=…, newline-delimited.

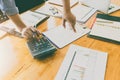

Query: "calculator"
left=0, top=10, right=9, bottom=23
left=26, top=34, right=57, bottom=59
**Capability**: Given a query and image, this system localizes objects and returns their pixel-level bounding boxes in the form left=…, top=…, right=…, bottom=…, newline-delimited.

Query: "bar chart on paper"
left=55, top=44, right=108, bottom=80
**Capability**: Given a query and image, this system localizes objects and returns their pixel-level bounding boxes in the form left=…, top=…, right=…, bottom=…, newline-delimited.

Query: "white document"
left=20, top=10, right=49, bottom=27
left=52, top=3, right=97, bottom=23
left=48, top=0, right=79, bottom=7
left=35, top=3, right=96, bottom=23
left=89, top=18, right=120, bottom=42
left=80, top=0, right=110, bottom=13
left=55, top=44, right=108, bottom=80
left=71, top=4, right=97, bottom=23
left=80, top=0, right=120, bottom=14
left=35, top=3, right=62, bottom=18
left=43, top=23, right=90, bottom=48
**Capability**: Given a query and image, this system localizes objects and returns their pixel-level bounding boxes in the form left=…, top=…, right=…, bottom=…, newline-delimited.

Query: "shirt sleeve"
left=0, top=0, right=19, bottom=15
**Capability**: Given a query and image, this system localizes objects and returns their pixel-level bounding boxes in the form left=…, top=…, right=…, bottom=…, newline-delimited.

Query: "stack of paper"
left=55, top=44, right=108, bottom=80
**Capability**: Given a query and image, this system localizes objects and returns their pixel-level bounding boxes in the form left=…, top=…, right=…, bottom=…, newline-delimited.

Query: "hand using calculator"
left=21, top=27, right=41, bottom=40
left=26, top=33, right=57, bottom=59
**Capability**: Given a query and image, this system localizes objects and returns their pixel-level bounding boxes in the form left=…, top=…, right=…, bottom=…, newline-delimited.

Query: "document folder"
left=88, top=13, right=120, bottom=44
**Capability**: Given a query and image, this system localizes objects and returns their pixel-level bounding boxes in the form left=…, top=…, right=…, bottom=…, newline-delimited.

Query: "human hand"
left=62, top=12, right=76, bottom=32
left=21, top=27, right=41, bottom=40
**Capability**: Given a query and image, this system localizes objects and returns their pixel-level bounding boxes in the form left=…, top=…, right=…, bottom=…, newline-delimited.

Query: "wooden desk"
left=0, top=0, right=120, bottom=80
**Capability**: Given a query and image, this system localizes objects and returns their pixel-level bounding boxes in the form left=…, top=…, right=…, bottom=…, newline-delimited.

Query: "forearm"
left=62, top=0, right=76, bottom=32
left=62, top=0, right=71, bottom=14
left=8, top=14, right=26, bottom=32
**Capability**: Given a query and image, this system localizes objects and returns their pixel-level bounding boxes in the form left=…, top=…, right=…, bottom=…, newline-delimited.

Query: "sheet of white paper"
left=52, top=3, right=97, bottom=23
left=35, top=3, right=62, bottom=18
left=20, top=11, right=48, bottom=26
left=89, top=18, right=120, bottom=42
left=71, top=4, right=97, bottom=22
left=80, top=0, right=110, bottom=13
left=43, top=23, right=90, bottom=48
left=55, top=44, right=108, bottom=80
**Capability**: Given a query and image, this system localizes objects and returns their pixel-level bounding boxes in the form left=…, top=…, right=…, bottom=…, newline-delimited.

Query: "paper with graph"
left=55, top=44, right=108, bottom=80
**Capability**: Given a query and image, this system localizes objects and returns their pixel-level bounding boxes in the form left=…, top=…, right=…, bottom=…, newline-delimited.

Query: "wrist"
left=63, top=8, right=71, bottom=14
left=19, top=26, right=26, bottom=32
left=63, top=11, right=72, bottom=17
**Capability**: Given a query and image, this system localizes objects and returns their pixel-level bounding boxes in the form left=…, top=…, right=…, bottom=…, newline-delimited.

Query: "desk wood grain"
left=0, top=0, right=120, bottom=80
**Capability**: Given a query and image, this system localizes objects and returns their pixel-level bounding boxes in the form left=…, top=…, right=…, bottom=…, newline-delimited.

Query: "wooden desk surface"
left=0, top=0, right=120, bottom=80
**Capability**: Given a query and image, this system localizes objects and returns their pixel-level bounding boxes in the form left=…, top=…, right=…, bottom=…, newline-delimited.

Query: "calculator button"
left=27, top=35, right=57, bottom=59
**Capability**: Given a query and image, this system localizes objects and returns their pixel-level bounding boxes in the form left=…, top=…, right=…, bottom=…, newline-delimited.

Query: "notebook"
left=48, top=0, right=79, bottom=7
left=80, top=0, right=120, bottom=14
left=43, top=23, right=90, bottom=48
left=55, top=44, right=108, bottom=80
left=20, top=10, right=49, bottom=27
left=88, top=13, right=120, bottom=44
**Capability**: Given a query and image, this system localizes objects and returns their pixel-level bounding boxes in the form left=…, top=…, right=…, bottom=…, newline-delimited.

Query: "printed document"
left=35, top=4, right=62, bottom=18
left=35, top=3, right=96, bottom=23
left=89, top=14, right=120, bottom=43
left=52, top=3, right=97, bottom=23
left=55, top=44, right=108, bottom=80
left=71, top=4, right=97, bottom=23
